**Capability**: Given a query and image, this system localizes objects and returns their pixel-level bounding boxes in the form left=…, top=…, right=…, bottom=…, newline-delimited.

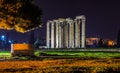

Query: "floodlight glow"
left=9, top=40, right=12, bottom=43
left=1, top=35, right=5, bottom=41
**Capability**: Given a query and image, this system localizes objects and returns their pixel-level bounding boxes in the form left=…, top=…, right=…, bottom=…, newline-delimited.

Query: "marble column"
left=64, top=21, right=69, bottom=48
left=75, top=17, right=81, bottom=48
left=81, top=16, right=86, bottom=48
left=58, top=21, right=62, bottom=48
left=54, top=20, right=59, bottom=48
left=51, top=21, right=54, bottom=48
left=61, top=22, right=64, bottom=48
left=70, top=20, right=74, bottom=48
left=67, top=18, right=74, bottom=48
left=46, top=21, right=50, bottom=48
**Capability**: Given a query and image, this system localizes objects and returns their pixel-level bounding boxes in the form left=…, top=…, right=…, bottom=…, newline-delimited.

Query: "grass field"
left=35, top=51, right=120, bottom=58
left=0, top=50, right=120, bottom=72
left=0, top=50, right=120, bottom=59
left=0, top=51, right=10, bottom=55
left=0, top=51, right=11, bottom=59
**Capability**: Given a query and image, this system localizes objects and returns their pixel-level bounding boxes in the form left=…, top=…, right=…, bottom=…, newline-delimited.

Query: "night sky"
left=0, top=0, right=120, bottom=43
left=35, top=0, right=120, bottom=40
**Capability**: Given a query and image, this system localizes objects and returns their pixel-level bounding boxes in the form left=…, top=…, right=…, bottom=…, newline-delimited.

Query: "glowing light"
left=9, top=40, right=12, bottom=43
left=1, top=35, right=5, bottom=41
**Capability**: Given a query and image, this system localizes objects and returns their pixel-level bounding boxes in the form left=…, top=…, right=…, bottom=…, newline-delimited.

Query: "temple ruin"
left=46, top=15, right=86, bottom=48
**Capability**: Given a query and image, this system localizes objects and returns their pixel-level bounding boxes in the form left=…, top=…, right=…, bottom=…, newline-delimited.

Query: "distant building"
left=86, top=38, right=117, bottom=48
left=86, top=37, right=100, bottom=48
left=108, top=40, right=116, bottom=47
left=102, top=39, right=117, bottom=47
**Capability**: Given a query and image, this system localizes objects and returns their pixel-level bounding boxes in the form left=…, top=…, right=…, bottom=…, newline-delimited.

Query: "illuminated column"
left=11, top=44, right=13, bottom=53
left=58, top=21, right=62, bottom=48
left=75, top=17, right=81, bottom=48
left=58, top=19, right=66, bottom=48
left=51, top=21, right=54, bottom=48
left=46, top=21, right=50, bottom=48
left=67, top=18, right=74, bottom=48
left=70, top=20, right=74, bottom=48
left=66, top=19, right=70, bottom=48
left=81, top=16, right=86, bottom=48
left=62, top=21, right=68, bottom=48
left=61, top=22, right=64, bottom=48
left=54, top=20, right=59, bottom=48
left=63, top=22, right=66, bottom=48
left=66, top=24, right=69, bottom=48
left=64, top=21, right=69, bottom=48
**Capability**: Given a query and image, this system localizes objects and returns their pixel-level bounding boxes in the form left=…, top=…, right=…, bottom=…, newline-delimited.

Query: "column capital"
left=58, top=18, right=66, bottom=22
left=76, top=15, right=86, bottom=20
left=66, top=18, right=73, bottom=24
left=82, top=18, right=86, bottom=22
left=48, top=20, right=53, bottom=23
left=50, top=21, right=54, bottom=25
left=53, top=20, right=58, bottom=22
left=66, top=18, right=72, bottom=21
left=47, top=20, right=50, bottom=24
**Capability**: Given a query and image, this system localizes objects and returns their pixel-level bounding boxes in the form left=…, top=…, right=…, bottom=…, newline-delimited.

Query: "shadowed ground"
left=0, top=58, right=120, bottom=73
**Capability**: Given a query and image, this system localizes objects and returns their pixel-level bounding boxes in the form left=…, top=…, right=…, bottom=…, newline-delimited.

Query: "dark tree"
left=5, top=31, right=9, bottom=44
left=29, top=30, right=35, bottom=45
left=34, top=36, right=40, bottom=48
left=117, top=29, right=120, bottom=48
left=0, top=0, right=42, bottom=33
left=98, top=38, right=103, bottom=48
left=5, top=31, right=10, bottom=49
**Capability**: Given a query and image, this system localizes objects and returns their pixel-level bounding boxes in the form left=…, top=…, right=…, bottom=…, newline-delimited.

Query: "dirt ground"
left=0, top=58, right=120, bottom=73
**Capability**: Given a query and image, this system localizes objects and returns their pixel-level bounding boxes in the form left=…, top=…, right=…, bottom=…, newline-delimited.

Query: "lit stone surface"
left=46, top=21, right=50, bottom=48
left=58, top=21, right=62, bottom=48
left=64, top=21, right=69, bottom=48
left=66, top=18, right=74, bottom=48
left=11, top=44, right=34, bottom=56
left=74, top=19, right=80, bottom=48
left=54, top=20, right=59, bottom=48
left=51, top=21, right=54, bottom=48
left=81, top=17, right=86, bottom=48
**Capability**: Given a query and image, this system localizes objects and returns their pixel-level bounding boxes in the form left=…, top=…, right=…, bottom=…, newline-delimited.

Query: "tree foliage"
left=29, top=30, right=35, bottom=44
left=0, top=0, right=42, bottom=33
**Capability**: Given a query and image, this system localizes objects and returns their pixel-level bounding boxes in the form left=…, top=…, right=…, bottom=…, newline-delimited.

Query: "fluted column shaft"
left=51, top=21, right=54, bottom=48
left=61, top=22, right=64, bottom=48
left=58, top=22, right=62, bottom=48
left=75, top=19, right=80, bottom=48
left=55, top=20, right=59, bottom=48
left=81, top=19, right=86, bottom=48
left=68, top=19, right=74, bottom=48
left=64, top=21, right=69, bottom=48
left=71, top=20, right=74, bottom=48
left=46, top=21, right=50, bottom=48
